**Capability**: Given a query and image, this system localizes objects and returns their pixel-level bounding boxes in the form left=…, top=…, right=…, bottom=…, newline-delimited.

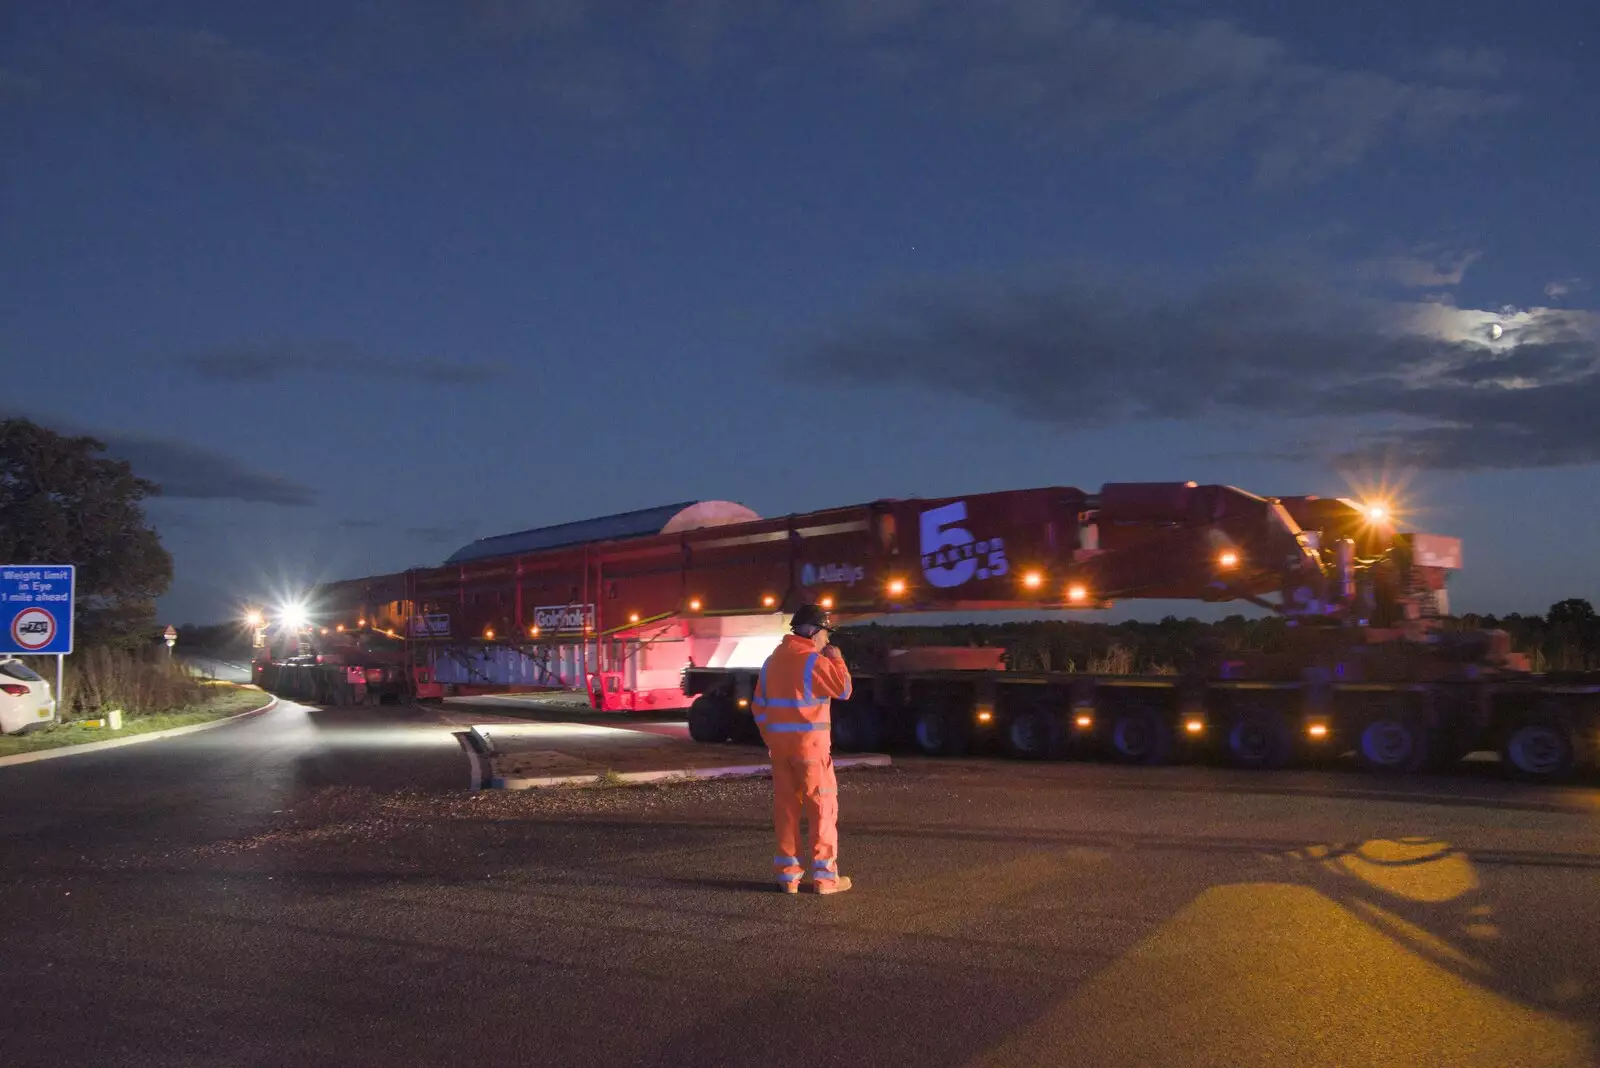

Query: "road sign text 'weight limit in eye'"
left=1, top=566, right=75, bottom=656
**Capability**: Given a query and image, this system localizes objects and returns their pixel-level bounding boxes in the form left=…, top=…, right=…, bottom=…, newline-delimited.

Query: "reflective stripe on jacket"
left=752, top=634, right=853, bottom=735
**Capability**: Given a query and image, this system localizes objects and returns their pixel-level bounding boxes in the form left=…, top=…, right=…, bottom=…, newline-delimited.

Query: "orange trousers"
left=769, top=744, right=840, bottom=887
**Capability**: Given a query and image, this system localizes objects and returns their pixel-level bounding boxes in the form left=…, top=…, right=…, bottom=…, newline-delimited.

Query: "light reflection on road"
left=966, top=838, right=1593, bottom=1068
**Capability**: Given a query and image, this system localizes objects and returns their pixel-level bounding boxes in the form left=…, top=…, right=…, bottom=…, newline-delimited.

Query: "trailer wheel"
left=687, top=695, right=734, bottom=744
left=913, top=705, right=971, bottom=757
left=1224, top=707, right=1292, bottom=770
left=1107, top=704, right=1175, bottom=765
left=833, top=705, right=885, bottom=753
left=1357, top=717, right=1430, bottom=774
left=1500, top=712, right=1575, bottom=782
left=731, top=711, right=764, bottom=746
left=1002, top=707, right=1058, bottom=760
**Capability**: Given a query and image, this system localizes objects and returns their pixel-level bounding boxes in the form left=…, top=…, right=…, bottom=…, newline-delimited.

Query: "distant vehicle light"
left=762, top=595, right=777, bottom=608
left=1023, top=571, right=1043, bottom=589
left=336, top=624, right=346, bottom=633
left=357, top=618, right=367, bottom=627
left=1067, top=584, right=1089, bottom=604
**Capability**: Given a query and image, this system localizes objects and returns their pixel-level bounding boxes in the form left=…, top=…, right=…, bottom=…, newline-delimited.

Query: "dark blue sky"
left=3, top=1, right=1595, bottom=625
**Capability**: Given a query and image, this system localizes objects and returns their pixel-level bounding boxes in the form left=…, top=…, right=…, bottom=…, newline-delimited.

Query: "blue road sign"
left=1, top=565, right=75, bottom=655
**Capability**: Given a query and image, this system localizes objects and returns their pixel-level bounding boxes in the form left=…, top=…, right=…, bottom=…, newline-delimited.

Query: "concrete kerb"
left=473, top=725, right=902, bottom=793
left=0, top=696, right=280, bottom=770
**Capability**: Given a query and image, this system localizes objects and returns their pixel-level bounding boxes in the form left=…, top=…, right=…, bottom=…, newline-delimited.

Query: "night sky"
left=3, top=1, right=1595, bottom=626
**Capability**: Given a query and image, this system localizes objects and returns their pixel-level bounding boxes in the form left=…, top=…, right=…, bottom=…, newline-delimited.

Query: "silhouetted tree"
left=0, top=419, right=172, bottom=648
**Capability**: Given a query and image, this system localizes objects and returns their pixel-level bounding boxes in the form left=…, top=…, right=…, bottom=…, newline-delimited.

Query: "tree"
left=1547, top=599, right=1596, bottom=629
left=0, top=419, right=173, bottom=648
left=1546, top=599, right=1599, bottom=671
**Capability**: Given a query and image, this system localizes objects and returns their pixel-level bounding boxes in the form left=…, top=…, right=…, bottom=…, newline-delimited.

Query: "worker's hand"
left=823, top=644, right=844, bottom=661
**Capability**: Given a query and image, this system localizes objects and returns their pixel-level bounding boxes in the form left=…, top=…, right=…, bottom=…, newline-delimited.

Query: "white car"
left=1, top=657, right=57, bottom=734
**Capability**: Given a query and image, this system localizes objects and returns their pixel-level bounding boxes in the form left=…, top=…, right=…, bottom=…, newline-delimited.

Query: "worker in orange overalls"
left=753, top=603, right=854, bottom=894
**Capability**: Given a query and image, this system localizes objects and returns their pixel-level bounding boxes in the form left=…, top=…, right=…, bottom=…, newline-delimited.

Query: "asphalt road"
left=175, top=654, right=254, bottom=684
left=3, top=701, right=1599, bottom=1067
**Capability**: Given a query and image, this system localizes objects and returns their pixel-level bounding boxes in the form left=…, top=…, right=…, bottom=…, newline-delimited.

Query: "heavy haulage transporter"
left=252, top=482, right=1600, bottom=781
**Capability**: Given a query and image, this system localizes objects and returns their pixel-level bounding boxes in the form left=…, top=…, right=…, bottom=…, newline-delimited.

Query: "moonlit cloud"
left=1544, top=278, right=1588, bottom=301
left=807, top=265, right=1600, bottom=471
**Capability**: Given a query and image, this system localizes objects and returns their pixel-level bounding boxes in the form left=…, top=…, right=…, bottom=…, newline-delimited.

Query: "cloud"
left=180, top=344, right=502, bottom=385
left=832, top=2, right=1518, bottom=185
left=28, top=4, right=1514, bottom=183
left=0, top=411, right=317, bottom=505
left=105, top=435, right=319, bottom=505
left=1544, top=278, right=1588, bottom=301
left=17, top=20, right=328, bottom=177
left=1421, top=46, right=1507, bottom=82
left=1352, top=247, right=1483, bottom=289
left=331, top=1, right=1517, bottom=180
left=805, top=265, right=1600, bottom=472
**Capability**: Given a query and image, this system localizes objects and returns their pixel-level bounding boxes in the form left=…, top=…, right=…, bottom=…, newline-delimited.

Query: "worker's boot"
left=809, top=874, right=852, bottom=895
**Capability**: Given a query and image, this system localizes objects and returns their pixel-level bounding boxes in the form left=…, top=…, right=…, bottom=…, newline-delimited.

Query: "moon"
left=1488, top=322, right=1503, bottom=341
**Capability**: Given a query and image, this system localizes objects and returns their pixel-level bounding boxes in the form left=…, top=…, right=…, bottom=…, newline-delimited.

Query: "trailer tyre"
left=687, top=695, right=734, bottom=744
left=1500, top=713, right=1575, bottom=782
left=833, top=704, right=885, bottom=753
left=1357, top=717, right=1431, bottom=774
left=1224, top=708, right=1292, bottom=770
left=1107, top=704, right=1175, bottom=766
left=1003, top=707, right=1059, bottom=760
left=913, top=705, right=971, bottom=757
left=731, top=711, right=764, bottom=746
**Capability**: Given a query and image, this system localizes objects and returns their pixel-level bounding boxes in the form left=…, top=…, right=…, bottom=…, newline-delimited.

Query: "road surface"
left=2, top=700, right=1598, bottom=1067
left=176, top=653, right=254, bottom=684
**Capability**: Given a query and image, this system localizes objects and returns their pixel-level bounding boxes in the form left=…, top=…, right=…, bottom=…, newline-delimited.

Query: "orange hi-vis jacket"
left=752, top=635, right=853, bottom=748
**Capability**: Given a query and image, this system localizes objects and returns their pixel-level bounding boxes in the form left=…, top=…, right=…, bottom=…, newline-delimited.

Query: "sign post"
left=1, top=565, right=76, bottom=715
left=163, top=624, right=177, bottom=656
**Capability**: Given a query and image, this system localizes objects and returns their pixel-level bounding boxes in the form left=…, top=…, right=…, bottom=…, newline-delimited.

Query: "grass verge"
left=0, top=684, right=270, bottom=757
